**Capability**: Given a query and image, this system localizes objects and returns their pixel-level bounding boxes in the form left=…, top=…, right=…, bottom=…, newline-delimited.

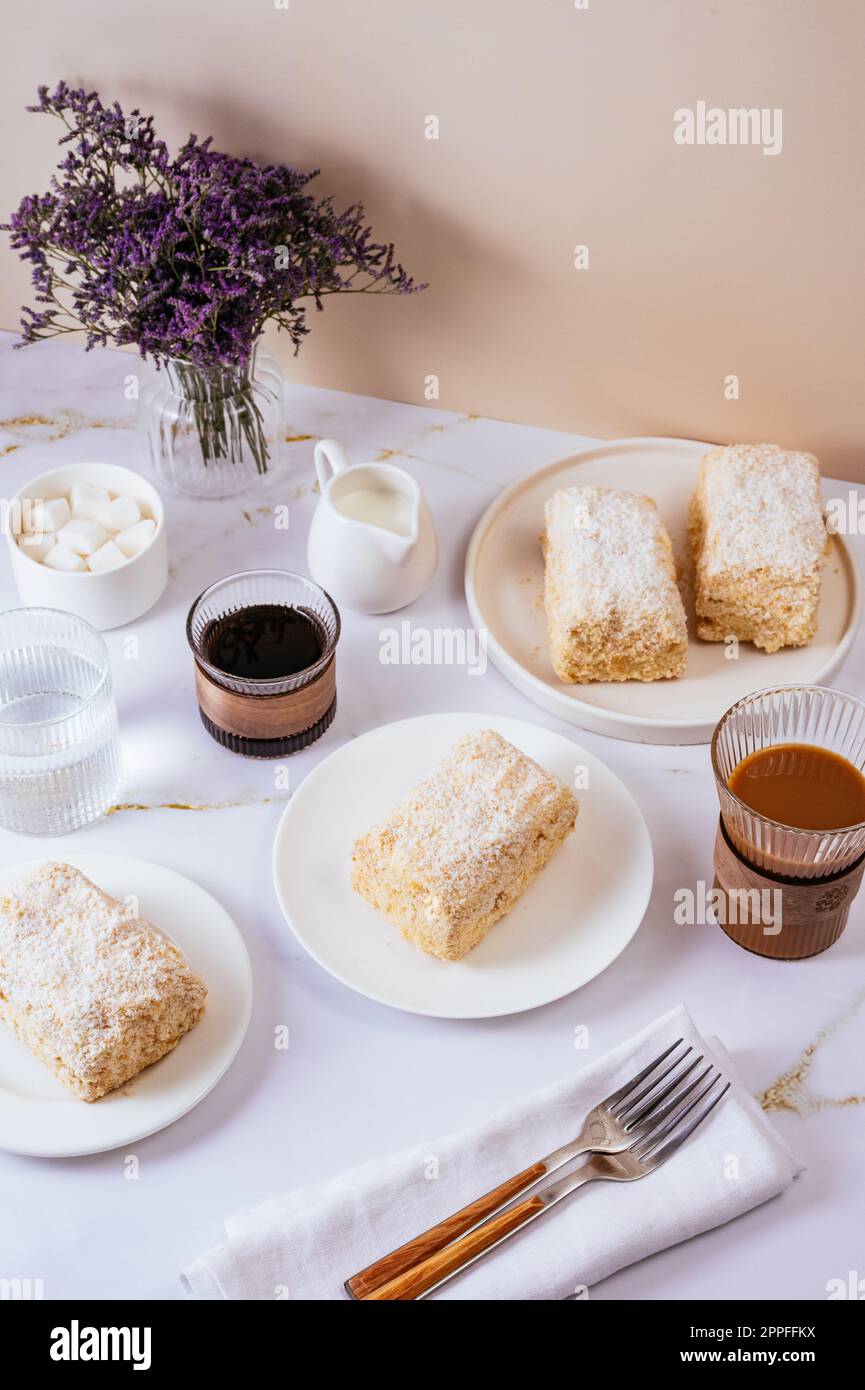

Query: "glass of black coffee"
left=186, top=570, right=340, bottom=757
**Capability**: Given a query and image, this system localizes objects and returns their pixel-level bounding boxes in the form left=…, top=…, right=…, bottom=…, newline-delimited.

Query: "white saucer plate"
left=272, top=713, right=653, bottom=1019
left=465, top=437, right=862, bottom=745
left=0, top=854, right=252, bottom=1157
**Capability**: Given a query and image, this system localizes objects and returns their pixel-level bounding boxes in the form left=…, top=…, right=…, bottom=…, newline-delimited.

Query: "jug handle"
left=314, top=439, right=351, bottom=490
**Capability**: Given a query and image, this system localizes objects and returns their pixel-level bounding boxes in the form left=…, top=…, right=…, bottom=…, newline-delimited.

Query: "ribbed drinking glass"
left=0, top=608, right=122, bottom=835
left=186, top=569, right=340, bottom=756
left=712, top=684, right=865, bottom=878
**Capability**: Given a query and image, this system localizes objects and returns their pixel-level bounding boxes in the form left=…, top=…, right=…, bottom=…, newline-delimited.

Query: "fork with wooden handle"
left=360, top=1067, right=730, bottom=1301
left=344, top=1037, right=699, bottom=1300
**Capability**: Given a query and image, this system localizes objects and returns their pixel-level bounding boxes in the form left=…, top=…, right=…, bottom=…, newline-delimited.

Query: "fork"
left=345, top=1037, right=708, bottom=1299
left=360, top=1064, right=730, bottom=1300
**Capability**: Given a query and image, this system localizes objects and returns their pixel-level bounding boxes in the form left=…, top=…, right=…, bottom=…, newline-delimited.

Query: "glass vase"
left=143, top=347, right=284, bottom=499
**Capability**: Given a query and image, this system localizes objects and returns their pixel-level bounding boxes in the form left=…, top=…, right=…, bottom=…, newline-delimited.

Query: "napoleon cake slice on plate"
left=688, top=443, right=828, bottom=653
left=543, top=484, right=687, bottom=683
left=351, top=729, right=578, bottom=961
left=0, top=862, right=206, bottom=1101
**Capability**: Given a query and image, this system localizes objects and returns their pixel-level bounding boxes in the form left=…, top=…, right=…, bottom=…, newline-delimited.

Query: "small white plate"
left=0, top=854, right=252, bottom=1157
left=272, top=713, right=653, bottom=1019
left=465, top=437, right=862, bottom=745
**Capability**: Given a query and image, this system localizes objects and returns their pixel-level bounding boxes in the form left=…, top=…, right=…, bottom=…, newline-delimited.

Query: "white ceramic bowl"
left=6, top=462, right=168, bottom=631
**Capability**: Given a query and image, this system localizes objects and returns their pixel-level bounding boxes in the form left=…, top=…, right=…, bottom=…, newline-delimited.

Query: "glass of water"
left=0, top=608, right=122, bottom=835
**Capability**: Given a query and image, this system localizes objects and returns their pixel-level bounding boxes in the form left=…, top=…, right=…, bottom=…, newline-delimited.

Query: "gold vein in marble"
left=0, top=409, right=132, bottom=441
left=107, top=794, right=289, bottom=816
left=168, top=478, right=309, bottom=576
left=376, top=446, right=502, bottom=490
left=0, top=413, right=55, bottom=428
left=759, top=986, right=865, bottom=1115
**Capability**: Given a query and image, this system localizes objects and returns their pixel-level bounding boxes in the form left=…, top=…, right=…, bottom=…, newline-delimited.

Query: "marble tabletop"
left=1, top=332, right=863, bottom=1302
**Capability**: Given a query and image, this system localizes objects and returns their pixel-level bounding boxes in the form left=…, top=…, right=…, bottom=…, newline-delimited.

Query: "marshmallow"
left=43, top=544, right=86, bottom=573
left=115, top=517, right=156, bottom=559
left=34, top=496, right=71, bottom=533
left=94, top=495, right=141, bottom=532
left=87, top=539, right=128, bottom=574
left=18, top=532, right=56, bottom=563
left=56, top=519, right=108, bottom=557
left=70, top=482, right=110, bottom=521
left=17, top=480, right=158, bottom=572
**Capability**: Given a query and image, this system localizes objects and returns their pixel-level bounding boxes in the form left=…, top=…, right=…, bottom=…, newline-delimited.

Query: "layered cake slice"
left=688, top=444, right=828, bottom=652
left=351, top=730, right=578, bottom=961
left=0, top=862, right=206, bottom=1101
left=543, top=485, right=687, bottom=683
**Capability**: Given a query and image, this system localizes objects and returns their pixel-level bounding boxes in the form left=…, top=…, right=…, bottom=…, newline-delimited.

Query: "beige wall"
left=2, top=0, right=863, bottom=475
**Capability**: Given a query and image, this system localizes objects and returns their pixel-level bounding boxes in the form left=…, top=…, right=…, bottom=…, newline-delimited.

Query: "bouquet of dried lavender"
left=4, top=83, right=424, bottom=475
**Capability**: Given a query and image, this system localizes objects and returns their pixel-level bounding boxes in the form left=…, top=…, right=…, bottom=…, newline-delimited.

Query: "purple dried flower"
left=3, top=82, right=426, bottom=373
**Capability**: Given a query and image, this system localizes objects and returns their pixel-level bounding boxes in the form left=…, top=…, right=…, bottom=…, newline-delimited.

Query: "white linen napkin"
left=181, top=1005, right=802, bottom=1300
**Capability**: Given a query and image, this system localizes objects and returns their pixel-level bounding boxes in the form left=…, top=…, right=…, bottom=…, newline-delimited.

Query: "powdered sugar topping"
left=699, top=444, right=826, bottom=575
left=544, top=485, right=685, bottom=628
left=0, top=862, right=204, bottom=1076
left=365, top=730, right=576, bottom=906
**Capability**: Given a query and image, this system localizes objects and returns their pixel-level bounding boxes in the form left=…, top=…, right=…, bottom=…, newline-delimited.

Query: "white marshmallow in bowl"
left=17, top=532, right=56, bottom=563
left=94, top=494, right=141, bottom=532
left=70, top=481, right=110, bottom=521
left=36, top=496, right=71, bottom=532
left=7, top=462, right=168, bottom=630
left=44, top=544, right=87, bottom=572
left=57, top=518, right=108, bottom=556
left=115, top=517, right=157, bottom=559
left=87, top=539, right=127, bottom=573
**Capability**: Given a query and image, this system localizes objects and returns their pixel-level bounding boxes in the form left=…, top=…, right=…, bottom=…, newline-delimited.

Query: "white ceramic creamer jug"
left=306, top=439, right=438, bottom=614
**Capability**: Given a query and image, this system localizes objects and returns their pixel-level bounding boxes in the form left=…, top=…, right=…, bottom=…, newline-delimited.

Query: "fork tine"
left=602, top=1038, right=686, bottom=1112
left=622, top=1058, right=709, bottom=1133
left=632, top=1071, right=725, bottom=1158
left=612, top=1045, right=694, bottom=1119
left=638, top=1080, right=732, bottom=1169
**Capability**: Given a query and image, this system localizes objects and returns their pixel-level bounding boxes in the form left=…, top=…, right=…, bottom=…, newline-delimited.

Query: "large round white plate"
left=465, top=437, right=862, bottom=745
left=272, top=713, right=653, bottom=1018
left=0, top=854, right=252, bottom=1157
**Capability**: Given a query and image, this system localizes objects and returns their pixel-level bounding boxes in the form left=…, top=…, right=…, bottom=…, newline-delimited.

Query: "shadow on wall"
left=123, top=81, right=529, bottom=406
